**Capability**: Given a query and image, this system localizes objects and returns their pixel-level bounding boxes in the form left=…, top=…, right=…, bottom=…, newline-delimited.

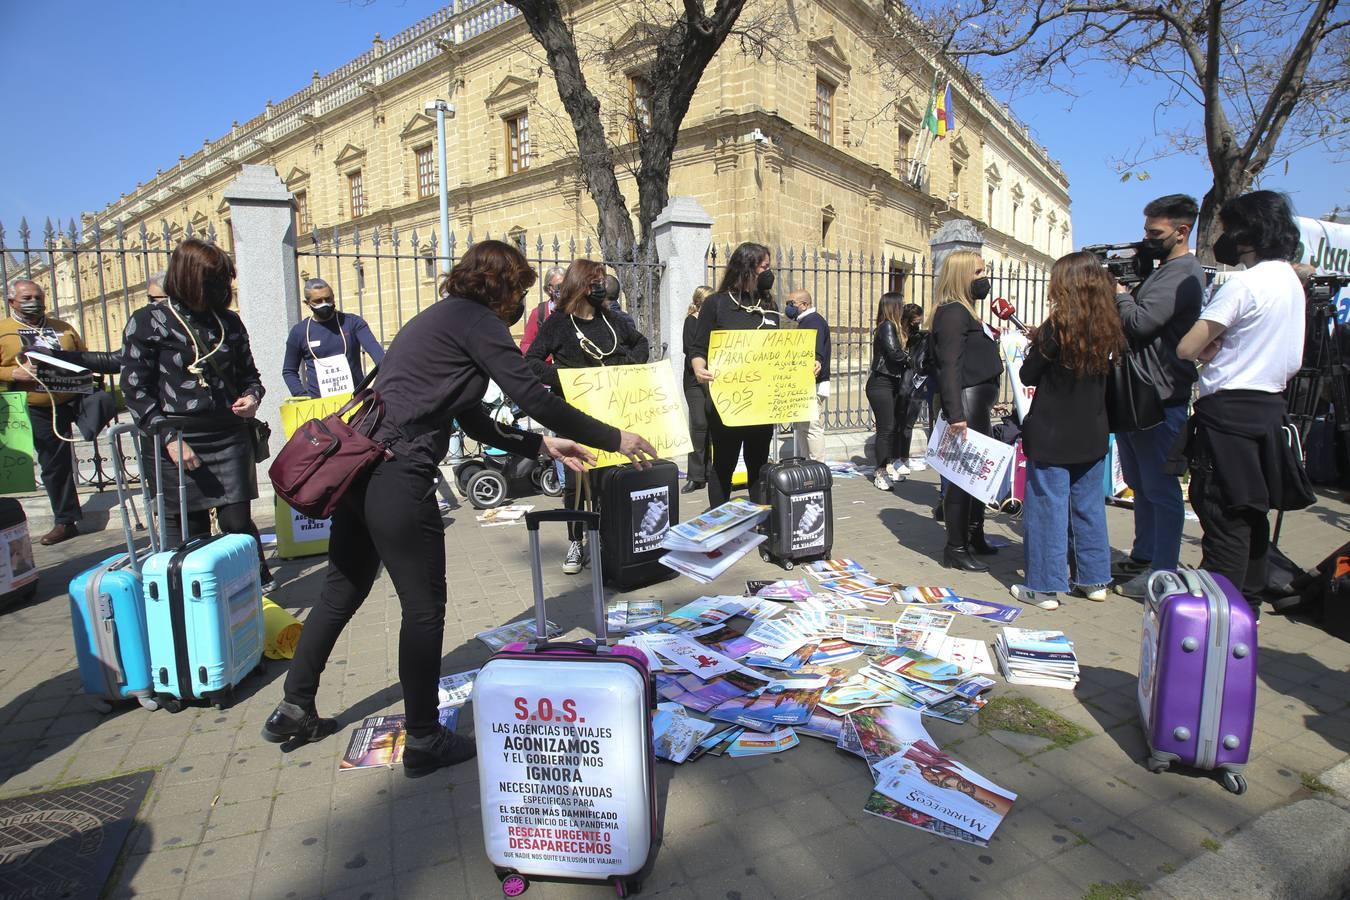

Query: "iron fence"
left=705, top=244, right=1050, bottom=431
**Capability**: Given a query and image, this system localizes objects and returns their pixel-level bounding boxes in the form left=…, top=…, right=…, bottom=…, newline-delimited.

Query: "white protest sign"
left=999, top=332, right=1036, bottom=423
left=925, top=415, right=1016, bottom=505
left=314, top=354, right=356, bottom=397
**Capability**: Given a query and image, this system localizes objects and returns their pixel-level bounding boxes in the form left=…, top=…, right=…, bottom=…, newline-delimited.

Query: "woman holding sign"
left=686, top=242, right=781, bottom=508
left=929, top=249, right=1002, bottom=572
left=526, top=259, right=649, bottom=574
left=1011, top=252, right=1125, bottom=610
left=265, top=241, right=656, bottom=777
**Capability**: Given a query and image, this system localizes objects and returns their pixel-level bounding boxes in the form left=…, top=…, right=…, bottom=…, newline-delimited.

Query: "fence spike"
left=331, top=225, right=341, bottom=248
left=410, top=228, right=420, bottom=249
left=160, top=219, right=171, bottom=247
left=584, top=236, right=593, bottom=256
left=353, top=226, right=362, bottom=249
left=390, top=225, right=400, bottom=249
left=206, top=221, right=218, bottom=244
left=185, top=220, right=195, bottom=240
left=551, top=235, right=561, bottom=255
left=69, top=218, right=81, bottom=245
left=429, top=232, right=438, bottom=254
left=19, top=218, right=30, bottom=247
left=372, top=225, right=382, bottom=248
left=567, top=236, right=576, bottom=258
left=138, top=220, right=148, bottom=244
left=45, top=218, right=56, bottom=244
left=0, top=221, right=6, bottom=246
left=311, top=226, right=321, bottom=247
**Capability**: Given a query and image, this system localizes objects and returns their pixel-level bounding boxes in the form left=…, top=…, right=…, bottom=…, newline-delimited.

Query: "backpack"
left=1270, top=540, right=1350, bottom=642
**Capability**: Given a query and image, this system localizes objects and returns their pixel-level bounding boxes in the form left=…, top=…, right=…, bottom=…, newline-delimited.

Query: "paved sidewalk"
left=1, top=466, right=1348, bottom=900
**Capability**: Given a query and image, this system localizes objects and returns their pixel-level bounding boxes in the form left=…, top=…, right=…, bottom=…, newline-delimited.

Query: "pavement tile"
left=1032, top=788, right=1119, bottom=841
left=204, top=795, right=273, bottom=839
left=1096, top=813, right=1193, bottom=880
left=184, top=831, right=263, bottom=884
left=110, top=845, right=194, bottom=895
left=253, top=820, right=330, bottom=899
left=270, top=786, right=337, bottom=829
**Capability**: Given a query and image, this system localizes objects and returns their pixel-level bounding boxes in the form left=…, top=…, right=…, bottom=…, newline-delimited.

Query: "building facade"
left=20, top=0, right=1070, bottom=352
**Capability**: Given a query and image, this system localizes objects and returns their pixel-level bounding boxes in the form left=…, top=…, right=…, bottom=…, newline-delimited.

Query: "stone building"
left=28, top=0, right=1070, bottom=352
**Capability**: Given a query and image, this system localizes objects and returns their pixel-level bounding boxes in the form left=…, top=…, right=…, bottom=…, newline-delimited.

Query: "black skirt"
left=144, top=419, right=257, bottom=514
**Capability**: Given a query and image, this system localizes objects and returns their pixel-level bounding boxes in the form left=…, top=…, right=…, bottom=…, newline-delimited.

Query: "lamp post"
left=424, top=99, right=456, bottom=274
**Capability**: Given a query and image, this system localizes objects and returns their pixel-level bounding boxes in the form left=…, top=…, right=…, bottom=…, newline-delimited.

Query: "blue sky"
left=0, top=1, right=1343, bottom=246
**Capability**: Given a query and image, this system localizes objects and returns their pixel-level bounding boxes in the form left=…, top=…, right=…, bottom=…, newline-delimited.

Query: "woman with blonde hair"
left=1011, top=251, right=1127, bottom=609
left=683, top=285, right=715, bottom=493
left=930, top=249, right=1002, bottom=571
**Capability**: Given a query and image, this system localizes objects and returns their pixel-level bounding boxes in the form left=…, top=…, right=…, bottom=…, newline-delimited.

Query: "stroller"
left=450, top=383, right=563, bottom=510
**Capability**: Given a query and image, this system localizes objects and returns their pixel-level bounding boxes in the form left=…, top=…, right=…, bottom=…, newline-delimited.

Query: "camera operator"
left=1177, top=190, right=1308, bottom=614
left=1111, top=194, right=1205, bottom=598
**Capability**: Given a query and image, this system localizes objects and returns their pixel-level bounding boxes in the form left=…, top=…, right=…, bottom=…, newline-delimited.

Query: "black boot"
left=969, top=526, right=999, bottom=556
left=943, top=545, right=990, bottom=572
left=262, top=700, right=339, bottom=746
left=403, top=725, right=477, bottom=778
left=681, top=480, right=704, bottom=494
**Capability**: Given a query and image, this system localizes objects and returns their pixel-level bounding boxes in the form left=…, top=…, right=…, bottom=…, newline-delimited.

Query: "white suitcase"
left=474, top=509, right=656, bottom=897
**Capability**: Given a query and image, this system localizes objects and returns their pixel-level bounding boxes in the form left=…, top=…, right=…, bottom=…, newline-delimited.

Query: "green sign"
left=0, top=393, right=36, bottom=494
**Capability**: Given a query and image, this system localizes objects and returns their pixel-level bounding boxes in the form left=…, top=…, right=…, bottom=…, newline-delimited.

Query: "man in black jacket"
left=788, top=289, right=831, bottom=460
left=1113, top=194, right=1204, bottom=598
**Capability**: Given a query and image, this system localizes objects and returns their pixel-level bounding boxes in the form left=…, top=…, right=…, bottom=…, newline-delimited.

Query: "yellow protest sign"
left=708, top=329, right=815, bottom=426
left=274, top=393, right=353, bottom=558
left=557, top=363, right=692, bottom=468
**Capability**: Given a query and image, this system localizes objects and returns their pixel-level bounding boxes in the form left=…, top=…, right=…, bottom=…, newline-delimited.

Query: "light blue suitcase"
left=142, top=428, right=264, bottom=711
left=68, top=423, right=159, bottom=712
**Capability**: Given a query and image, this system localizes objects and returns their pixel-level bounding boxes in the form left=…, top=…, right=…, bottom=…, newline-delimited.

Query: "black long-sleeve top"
left=869, top=320, right=909, bottom=378
left=120, top=301, right=264, bottom=435
left=932, top=301, right=1001, bottom=423
left=524, top=306, right=649, bottom=392
left=684, top=291, right=781, bottom=364
left=372, top=295, right=621, bottom=464
left=796, top=309, right=831, bottom=383
left=1018, top=321, right=1110, bottom=465
left=1115, top=254, right=1203, bottom=405
left=682, top=315, right=699, bottom=389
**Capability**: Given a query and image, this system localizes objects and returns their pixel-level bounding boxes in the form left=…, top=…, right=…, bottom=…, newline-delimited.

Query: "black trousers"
left=28, top=401, right=82, bottom=525
left=865, top=374, right=919, bottom=467
left=284, top=453, right=448, bottom=736
left=162, top=502, right=272, bottom=581
left=706, top=403, right=772, bottom=509
left=943, top=383, right=999, bottom=548
left=1189, top=461, right=1269, bottom=611
left=684, top=383, right=712, bottom=483
left=562, top=466, right=600, bottom=542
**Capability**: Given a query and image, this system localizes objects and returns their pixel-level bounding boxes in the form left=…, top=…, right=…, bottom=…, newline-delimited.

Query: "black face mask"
left=970, top=277, right=992, bottom=301
left=757, top=269, right=775, bottom=293
left=587, top=282, right=607, bottom=308
left=311, top=303, right=336, bottom=321
left=1139, top=232, right=1181, bottom=260
left=507, top=299, right=526, bottom=327
left=1213, top=233, right=1243, bottom=267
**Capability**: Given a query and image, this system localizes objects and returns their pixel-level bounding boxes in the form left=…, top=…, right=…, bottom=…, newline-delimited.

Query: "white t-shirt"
left=1197, top=260, right=1305, bottom=398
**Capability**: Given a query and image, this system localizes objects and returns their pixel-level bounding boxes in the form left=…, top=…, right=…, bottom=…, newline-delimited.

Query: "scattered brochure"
left=645, top=632, right=747, bottom=677
left=895, top=606, right=956, bottom=635
left=795, top=708, right=846, bottom=742
left=655, top=669, right=768, bottom=713
left=746, top=579, right=814, bottom=601
left=708, top=675, right=828, bottom=728
left=726, top=727, right=799, bottom=757
left=810, top=638, right=864, bottom=665
left=847, top=705, right=930, bottom=773
left=995, top=627, right=1080, bottom=689
left=340, top=707, right=459, bottom=770
left=652, top=704, right=719, bottom=763
left=840, top=617, right=899, bottom=646
left=474, top=504, right=535, bottom=526
left=663, top=498, right=768, bottom=551
left=933, top=637, right=996, bottom=676
left=659, top=529, right=767, bottom=584
left=873, top=739, right=1017, bottom=842
left=436, top=670, right=479, bottom=707
left=476, top=619, right=560, bottom=650
left=804, top=559, right=868, bottom=580
left=863, top=791, right=989, bottom=847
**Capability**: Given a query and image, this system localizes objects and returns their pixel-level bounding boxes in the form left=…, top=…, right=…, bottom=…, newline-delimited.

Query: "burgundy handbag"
left=268, top=387, right=391, bottom=519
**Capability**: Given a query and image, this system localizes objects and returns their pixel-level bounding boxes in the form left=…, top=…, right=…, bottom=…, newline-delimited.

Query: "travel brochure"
left=340, top=706, right=460, bottom=771
left=475, top=618, right=561, bottom=650
left=474, top=504, right=534, bottom=527
left=658, top=529, right=767, bottom=584
left=995, top=627, right=1080, bottom=688
left=746, top=579, right=815, bottom=601
left=661, top=498, right=769, bottom=552
left=873, top=739, right=1018, bottom=843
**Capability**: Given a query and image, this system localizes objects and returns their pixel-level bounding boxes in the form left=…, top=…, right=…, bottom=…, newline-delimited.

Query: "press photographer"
left=1107, top=194, right=1206, bottom=599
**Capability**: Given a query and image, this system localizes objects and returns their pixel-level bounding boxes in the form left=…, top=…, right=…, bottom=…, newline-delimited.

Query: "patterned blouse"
left=120, top=300, right=265, bottom=435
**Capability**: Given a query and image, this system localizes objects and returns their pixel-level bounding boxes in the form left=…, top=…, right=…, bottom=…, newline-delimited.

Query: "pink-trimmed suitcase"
left=474, top=510, right=656, bottom=897
left=1138, top=569, right=1257, bottom=794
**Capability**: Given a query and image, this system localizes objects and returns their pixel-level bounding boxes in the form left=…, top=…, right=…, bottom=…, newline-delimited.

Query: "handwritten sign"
left=274, top=392, right=353, bottom=557
left=707, top=329, right=815, bottom=426
left=1000, top=332, right=1036, bottom=423
left=925, top=415, right=1016, bottom=505
left=0, top=393, right=37, bottom=494
left=557, top=363, right=691, bottom=468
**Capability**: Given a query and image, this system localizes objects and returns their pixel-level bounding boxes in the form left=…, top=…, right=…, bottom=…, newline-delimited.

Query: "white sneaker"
left=909, top=460, right=928, bottom=472
left=562, top=541, right=584, bottom=574
left=873, top=471, right=893, bottom=491
left=1076, top=586, right=1108, bottom=602
left=892, top=462, right=912, bottom=478
left=1011, top=584, right=1060, bottom=610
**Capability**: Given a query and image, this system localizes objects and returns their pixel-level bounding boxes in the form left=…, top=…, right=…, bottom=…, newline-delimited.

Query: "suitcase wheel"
left=1146, top=755, right=1170, bottom=774
left=782, top=559, right=794, bottom=571
left=159, top=696, right=183, bottom=714
left=613, top=877, right=641, bottom=897
left=759, top=548, right=771, bottom=563
left=1222, top=771, right=1247, bottom=795
left=499, top=873, right=528, bottom=896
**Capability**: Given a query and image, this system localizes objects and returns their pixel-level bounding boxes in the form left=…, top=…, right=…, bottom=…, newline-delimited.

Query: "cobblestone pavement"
left=2, top=468, right=1347, bottom=900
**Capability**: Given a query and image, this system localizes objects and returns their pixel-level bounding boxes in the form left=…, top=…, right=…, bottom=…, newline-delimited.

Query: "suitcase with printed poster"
left=591, top=460, right=679, bottom=591
left=143, top=428, right=265, bottom=711
left=1138, top=569, right=1257, bottom=794
left=753, top=448, right=833, bottom=570
left=474, top=510, right=656, bottom=898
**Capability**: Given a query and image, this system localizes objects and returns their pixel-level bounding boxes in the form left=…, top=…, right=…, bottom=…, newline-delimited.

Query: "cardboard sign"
left=557, top=363, right=692, bottom=468
left=999, top=333, right=1036, bottom=423
left=0, top=393, right=37, bottom=494
left=707, top=329, right=815, bottom=426
left=273, top=392, right=353, bottom=558
left=925, top=415, right=1016, bottom=505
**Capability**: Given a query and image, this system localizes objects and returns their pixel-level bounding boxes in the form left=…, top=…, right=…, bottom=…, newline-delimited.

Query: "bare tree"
left=899, top=0, right=1349, bottom=256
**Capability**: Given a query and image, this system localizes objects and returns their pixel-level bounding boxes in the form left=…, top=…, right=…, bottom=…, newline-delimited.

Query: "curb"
left=1151, top=759, right=1350, bottom=900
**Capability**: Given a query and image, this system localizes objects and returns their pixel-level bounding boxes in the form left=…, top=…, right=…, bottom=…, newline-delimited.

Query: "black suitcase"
left=593, top=460, right=680, bottom=591
left=753, top=456, right=833, bottom=570
left=0, top=498, right=39, bottom=611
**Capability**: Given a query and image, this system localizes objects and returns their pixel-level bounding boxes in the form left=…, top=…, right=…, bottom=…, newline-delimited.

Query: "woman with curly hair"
left=1011, top=251, right=1127, bottom=610
left=265, top=240, right=656, bottom=777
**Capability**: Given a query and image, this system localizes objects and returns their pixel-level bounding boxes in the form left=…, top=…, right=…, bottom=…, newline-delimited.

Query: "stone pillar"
left=929, top=217, right=985, bottom=283
left=652, top=197, right=714, bottom=387
left=223, top=165, right=301, bottom=474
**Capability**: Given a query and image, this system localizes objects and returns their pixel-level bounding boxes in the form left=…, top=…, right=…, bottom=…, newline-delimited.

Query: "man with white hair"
left=0, top=280, right=87, bottom=544
left=146, top=271, right=168, bottom=303
left=282, top=278, right=385, bottom=398
left=520, top=265, right=566, bottom=353
left=787, top=288, right=831, bottom=461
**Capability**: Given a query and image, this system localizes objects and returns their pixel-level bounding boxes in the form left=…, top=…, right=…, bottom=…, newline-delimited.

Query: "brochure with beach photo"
left=809, top=638, right=864, bottom=665
left=664, top=498, right=768, bottom=548
left=895, top=605, right=956, bottom=635
left=340, top=707, right=459, bottom=770
left=708, top=675, right=828, bottom=728
left=840, top=617, right=899, bottom=646
left=746, top=579, right=814, bottom=601
left=795, top=708, right=847, bottom=742
left=898, top=586, right=1023, bottom=624
left=475, top=619, right=561, bottom=651
left=694, top=624, right=764, bottom=660
left=804, top=559, right=869, bottom=580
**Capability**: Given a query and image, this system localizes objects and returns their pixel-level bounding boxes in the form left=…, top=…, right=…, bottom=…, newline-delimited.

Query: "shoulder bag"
left=1105, top=350, right=1164, bottom=432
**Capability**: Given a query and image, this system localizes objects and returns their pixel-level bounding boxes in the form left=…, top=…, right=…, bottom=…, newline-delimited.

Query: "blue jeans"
left=1023, top=457, right=1111, bottom=593
left=1116, top=404, right=1188, bottom=571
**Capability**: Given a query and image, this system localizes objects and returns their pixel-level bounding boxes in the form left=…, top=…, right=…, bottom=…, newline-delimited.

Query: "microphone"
left=991, top=297, right=1028, bottom=334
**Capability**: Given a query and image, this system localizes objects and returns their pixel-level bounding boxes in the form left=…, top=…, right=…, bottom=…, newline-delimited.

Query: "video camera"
left=1082, top=242, right=1156, bottom=288
left=1306, top=273, right=1350, bottom=310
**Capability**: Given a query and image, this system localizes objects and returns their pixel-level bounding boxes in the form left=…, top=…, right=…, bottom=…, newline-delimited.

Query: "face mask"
left=757, top=269, right=775, bottom=293
left=546, top=285, right=561, bottom=301
left=18, top=300, right=44, bottom=320
left=311, top=303, right=336, bottom=321
left=1139, top=233, right=1178, bottom=260
left=1213, top=233, right=1243, bottom=267
left=970, top=277, right=991, bottom=301
left=784, top=302, right=800, bottom=320
left=506, top=300, right=526, bottom=327
left=587, top=282, right=607, bottom=307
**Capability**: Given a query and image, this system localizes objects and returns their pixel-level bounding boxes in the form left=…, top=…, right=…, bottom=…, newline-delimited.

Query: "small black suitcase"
left=592, top=460, right=680, bottom=591
left=753, top=455, right=833, bottom=570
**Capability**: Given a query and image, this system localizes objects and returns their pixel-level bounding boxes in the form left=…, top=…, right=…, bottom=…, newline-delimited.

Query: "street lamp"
left=424, top=99, right=456, bottom=274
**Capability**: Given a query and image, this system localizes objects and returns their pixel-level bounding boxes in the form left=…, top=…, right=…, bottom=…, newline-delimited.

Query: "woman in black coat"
left=681, top=285, right=714, bottom=494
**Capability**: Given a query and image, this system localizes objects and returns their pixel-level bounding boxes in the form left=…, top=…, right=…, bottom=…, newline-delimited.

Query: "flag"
left=935, top=82, right=950, bottom=139
left=943, top=83, right=955, bottom=136
left=922, top=75, right=940, bottom=135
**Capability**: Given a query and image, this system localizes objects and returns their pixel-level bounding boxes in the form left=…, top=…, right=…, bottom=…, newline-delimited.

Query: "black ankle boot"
left=262, top=701, right=339, bottom=746
left=681, top=480, right=704, bottom=494
left=403, top=726, right=477, bottom=778
left=943, top=546, right=990, bottom=573
left=969, top=528, right=998, bottom=556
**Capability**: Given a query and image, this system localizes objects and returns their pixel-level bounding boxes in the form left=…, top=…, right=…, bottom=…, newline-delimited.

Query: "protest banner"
left=0, top=393, right=37, bottom=494
left=924, top=415, right=1016, bottom=505
left=274, top=392, right=352, bottom=558
left=707, top=329, right=815, bottom=426
left=999, top=332, right=1036, bottom=423
left=557, top=362, right=691, bottom=468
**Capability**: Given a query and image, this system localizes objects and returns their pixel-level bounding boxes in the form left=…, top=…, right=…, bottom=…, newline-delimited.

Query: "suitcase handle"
left=525, top=509, right=600, bottom=531
left=528, top=640, right=603, bottom=656
left=524, top=509, right=606, bottom=643
left=150, top=423, right=192, bottom=547
left=106, top=423, right=159, bottom=572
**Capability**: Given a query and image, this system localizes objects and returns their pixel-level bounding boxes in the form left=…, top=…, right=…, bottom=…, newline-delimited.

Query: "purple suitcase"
left=1138, top=569, right=1257, bottom=794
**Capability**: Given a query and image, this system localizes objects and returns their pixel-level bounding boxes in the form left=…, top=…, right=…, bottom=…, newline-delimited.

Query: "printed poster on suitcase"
left=790, top=490, right=828, bottom=553
left=630, top=485, right=671, bottom=555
